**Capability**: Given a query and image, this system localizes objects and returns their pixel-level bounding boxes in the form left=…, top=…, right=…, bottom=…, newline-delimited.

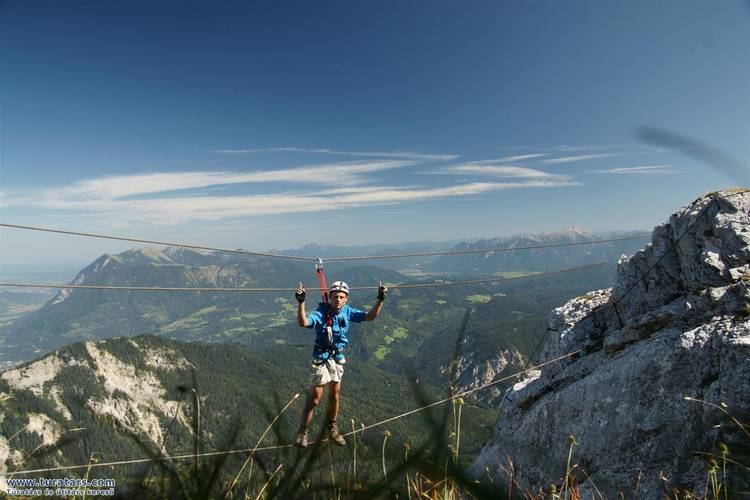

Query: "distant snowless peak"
left=162, top=246, right=216, bottom=257
left=558, top=226, right=594, bottom=238
left=511, top=226, right=595, bottom=242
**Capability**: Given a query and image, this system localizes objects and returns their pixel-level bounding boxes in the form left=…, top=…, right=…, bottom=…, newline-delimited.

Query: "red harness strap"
left=315, top=259, right=334, bottom=329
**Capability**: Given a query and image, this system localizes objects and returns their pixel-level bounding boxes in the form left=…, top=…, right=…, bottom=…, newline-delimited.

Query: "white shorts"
left=310, top=359, right=344, bottom=386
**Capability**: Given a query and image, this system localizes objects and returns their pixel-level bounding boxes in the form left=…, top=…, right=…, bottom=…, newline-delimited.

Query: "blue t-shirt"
left=306, top=303, right=366, bottom=361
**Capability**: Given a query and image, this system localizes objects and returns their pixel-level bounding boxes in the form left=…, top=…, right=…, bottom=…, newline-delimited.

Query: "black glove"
left=377, top=284, right=387, bottom=302
left=295, top=283, right=306, bottom=303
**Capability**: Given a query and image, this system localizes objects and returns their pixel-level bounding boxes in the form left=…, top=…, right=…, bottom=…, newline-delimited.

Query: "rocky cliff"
left=472, top=190, right=750, bottom=497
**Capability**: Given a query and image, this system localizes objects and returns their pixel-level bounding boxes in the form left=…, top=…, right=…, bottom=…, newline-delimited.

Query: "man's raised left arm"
left=365, top=283, right=388, bottom=321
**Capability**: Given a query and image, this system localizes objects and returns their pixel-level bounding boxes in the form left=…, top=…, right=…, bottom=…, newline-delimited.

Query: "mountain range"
left=427, top=227, right=648, bottom=274
left=0, top=227, right=643, bottom=367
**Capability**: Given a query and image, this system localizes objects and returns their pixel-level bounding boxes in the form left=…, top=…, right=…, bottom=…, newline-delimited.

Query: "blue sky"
left=1, top=1, right=748, bottom=267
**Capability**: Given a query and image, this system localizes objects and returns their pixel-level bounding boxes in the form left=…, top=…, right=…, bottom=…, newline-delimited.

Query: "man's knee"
left=328, top=384, right=341, bottom=401
left=309, top=387, right=324, bottom=406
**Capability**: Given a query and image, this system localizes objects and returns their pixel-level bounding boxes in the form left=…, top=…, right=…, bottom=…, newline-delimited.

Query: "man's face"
left=329, top=291, right=348, bottom=312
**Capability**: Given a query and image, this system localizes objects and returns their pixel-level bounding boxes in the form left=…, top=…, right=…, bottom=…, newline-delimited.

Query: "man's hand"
left=377, top=281, right=388, bottom=302
left=365, top=282, right=387, bottom=321
left=295, top=282, right=306, bottom=303
left=296, top=283, right=309, bottom=327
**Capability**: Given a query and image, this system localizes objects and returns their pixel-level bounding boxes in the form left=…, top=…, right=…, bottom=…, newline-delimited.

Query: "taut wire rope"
left=0, top=262, right=609, bottom=293
left=322, top=236, right=647, bottom=262
left=0, top=223, right=310, bottom=261
left=0, top=222, right=648, bottom=263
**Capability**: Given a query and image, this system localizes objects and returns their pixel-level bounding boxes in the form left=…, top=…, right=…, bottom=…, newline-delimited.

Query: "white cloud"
left=331, top=180, right=575, bottom=205
left=444, top=164, right=565, bottom=179
left=589, top=165, right=675, bottom=175
left=13, top=160, right=412, bottom=207
left=315, top=185, right=421, bottom=195
left=543, top=153, right=620, bottom=164
left=2, top=151, right=580, bottom=226
left=214, top=147, right=458, bottom=162
left=4, top=177, right=577, bottom=226
left=472, top=154, right=548, bottom=163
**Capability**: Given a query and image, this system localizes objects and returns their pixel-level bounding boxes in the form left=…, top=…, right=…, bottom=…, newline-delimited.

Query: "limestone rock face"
left=452, top=350, right=524, bottom=403
left=472, top=191, right=750, bottom=497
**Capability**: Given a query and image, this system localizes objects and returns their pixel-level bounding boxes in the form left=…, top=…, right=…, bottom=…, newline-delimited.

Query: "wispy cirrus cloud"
left=477, top=154, right=548, bottom=163
left=443, top=164, right=569, bottom=180
left=588, top=165, right=675, bottom=175
left=2, top=149, right=579, bottom=226
left=214, top=147, right=458, bottom=162
left=2, top=177, right=575, bottom=227
left=331, top=180, right=572, bottom=204
left=543, top=153, right=620, bottom=164
left=27, top=160, right=412, bottom=202
left=315, top=185, right=421, bottom=196
left=118, top=179, right=573, bottom=225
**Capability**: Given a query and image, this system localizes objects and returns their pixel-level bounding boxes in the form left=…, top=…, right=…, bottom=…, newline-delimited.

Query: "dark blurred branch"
left=637, top=126, right=749, bottom=185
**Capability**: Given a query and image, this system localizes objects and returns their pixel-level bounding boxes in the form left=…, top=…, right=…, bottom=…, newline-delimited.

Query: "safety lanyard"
left=314, top=259, right=334, bottom=345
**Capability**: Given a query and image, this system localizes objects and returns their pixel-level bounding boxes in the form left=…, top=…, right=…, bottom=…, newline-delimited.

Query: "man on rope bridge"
left=294, top=279, right=387, bottom=447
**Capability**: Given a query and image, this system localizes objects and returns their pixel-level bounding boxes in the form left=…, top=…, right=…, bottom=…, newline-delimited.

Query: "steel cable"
left=0, top=223, right=648, bottom=263
left=0, top=262, right=609, bottom=293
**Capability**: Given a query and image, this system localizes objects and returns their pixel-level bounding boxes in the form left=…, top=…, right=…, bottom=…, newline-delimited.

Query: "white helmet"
left=328, top=281, right=350, bottom=296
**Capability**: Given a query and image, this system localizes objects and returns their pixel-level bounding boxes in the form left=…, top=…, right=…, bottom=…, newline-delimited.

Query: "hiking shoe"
left=294, top=427, right=309, bottom=448
left=328, top=422, right=346, bottom=446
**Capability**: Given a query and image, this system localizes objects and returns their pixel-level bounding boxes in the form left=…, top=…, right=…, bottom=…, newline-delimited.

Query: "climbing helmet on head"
left=328, top=281, right=350, bottom=297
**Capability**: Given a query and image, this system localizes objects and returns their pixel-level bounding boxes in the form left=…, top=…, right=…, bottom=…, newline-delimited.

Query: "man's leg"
left=326, top=381, right=346, bottom=445
left=326, top=381, right=341, bottom=422
left=295, top=385, right=323, bottom=447
left=301, top=385, right=324, bottom=428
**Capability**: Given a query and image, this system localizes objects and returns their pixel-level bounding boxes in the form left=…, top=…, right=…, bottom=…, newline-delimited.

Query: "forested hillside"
left=0, top=334, right=494, bottom=492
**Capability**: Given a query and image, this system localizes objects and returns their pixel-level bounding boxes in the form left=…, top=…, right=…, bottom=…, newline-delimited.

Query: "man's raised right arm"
left=296, top=282, right=309, bottom=327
